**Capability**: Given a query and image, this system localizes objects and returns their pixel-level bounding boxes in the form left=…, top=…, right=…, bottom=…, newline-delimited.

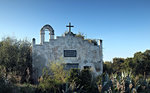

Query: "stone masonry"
left=32, top=23, right=103, bottom=82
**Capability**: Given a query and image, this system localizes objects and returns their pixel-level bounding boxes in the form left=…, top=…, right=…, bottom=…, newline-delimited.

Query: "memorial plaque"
left=64, top=50, right=77, bottom=57
left=64, top=63, right=79, bottom=70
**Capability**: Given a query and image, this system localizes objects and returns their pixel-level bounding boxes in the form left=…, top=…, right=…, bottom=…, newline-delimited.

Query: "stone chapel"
left=32, top=23, right=103, bottom=82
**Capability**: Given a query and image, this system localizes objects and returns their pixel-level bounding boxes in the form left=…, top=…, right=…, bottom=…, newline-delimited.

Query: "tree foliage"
left=103, top=61, right=113, bottom=75
left=104, top=50, right=150, bottom=76
left=67, top=69, right=99, bottom=93
left=0, top=37, right=32, bottom=83
left=38, top=61, right=69, bottom=93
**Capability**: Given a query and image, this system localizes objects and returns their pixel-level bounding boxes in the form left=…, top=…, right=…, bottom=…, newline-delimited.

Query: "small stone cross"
left=66, top=22, right=74, bottom=33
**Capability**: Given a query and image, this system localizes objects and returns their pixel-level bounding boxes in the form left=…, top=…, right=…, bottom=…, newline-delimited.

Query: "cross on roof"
left=66, top=22, right=74, bottom=33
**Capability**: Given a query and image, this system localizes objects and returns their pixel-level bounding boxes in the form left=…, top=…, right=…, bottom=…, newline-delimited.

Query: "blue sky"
left=0, top=0, right=150, bottom=61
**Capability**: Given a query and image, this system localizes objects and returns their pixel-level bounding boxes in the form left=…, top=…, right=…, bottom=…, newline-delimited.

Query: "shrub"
left=0, top=74, right=14, bottom=93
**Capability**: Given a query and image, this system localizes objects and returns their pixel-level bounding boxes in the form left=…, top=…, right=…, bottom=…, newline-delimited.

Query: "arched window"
left=40, top=24, right=55, bottom=44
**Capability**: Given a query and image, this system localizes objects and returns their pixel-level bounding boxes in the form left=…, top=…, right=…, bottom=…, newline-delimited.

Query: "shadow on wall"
left=32, top=51, right=46, bottom=84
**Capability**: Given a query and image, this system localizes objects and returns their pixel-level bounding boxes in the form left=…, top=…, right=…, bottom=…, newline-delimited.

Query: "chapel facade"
left=32, top=23, right=103, bottom=82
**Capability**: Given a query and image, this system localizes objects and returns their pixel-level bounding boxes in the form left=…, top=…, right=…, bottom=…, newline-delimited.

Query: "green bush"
left=67, top=69, right=99, bottom=93
left=19, top=83, right=36, bottom=93
left=0, top=74, right=14, bottom=93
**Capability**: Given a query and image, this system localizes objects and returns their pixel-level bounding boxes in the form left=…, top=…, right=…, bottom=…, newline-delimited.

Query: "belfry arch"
left=40, top=24, right=55, bottom=44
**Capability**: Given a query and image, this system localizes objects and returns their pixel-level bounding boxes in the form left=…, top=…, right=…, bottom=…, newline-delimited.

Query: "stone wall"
left=32, top=32, right=103, bottom=82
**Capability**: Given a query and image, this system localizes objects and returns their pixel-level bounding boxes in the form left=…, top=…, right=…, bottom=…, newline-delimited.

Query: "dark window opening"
left=64, top=50, right=77, bottom=57
left=64, top=63, right=79, bottom=70
left=84, top=66, right=91, bottom=69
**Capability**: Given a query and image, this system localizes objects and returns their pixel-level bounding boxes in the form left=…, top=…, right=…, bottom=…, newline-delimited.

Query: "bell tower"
left=40, top=24, right=55, bottom=44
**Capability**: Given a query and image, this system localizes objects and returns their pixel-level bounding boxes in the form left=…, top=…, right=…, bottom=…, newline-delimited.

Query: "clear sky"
left=0, top=0, right=150, bottom=61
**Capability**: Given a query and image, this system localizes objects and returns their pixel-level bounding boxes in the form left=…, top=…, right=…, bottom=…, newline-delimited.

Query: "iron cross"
left=66, top=22, right=74, bottom=32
